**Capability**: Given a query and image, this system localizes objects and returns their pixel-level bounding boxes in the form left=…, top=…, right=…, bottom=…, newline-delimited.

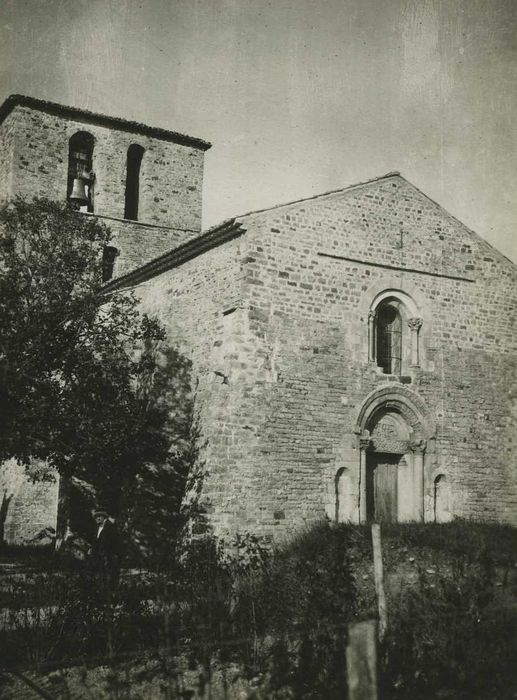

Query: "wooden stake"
left=346, top=620, right=378, bottom=700
left=371, top=523, right=387, bottom=642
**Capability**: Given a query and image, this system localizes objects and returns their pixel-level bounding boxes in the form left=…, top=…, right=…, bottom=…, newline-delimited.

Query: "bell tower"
left=0, top=94, right=211, bottom=277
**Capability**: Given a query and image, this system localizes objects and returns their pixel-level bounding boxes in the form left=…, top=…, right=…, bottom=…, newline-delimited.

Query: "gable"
left=238, top=174, right=517, bottom=285
left=107, top=172, right=516, bottom=299
left=233, top=174, right=516, bottom=359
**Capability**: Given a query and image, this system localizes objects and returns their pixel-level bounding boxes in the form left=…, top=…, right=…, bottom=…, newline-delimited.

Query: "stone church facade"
left=1, top=95, right=516, bottom=543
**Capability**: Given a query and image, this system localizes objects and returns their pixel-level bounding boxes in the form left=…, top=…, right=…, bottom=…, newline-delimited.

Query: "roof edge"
left=104, top=169, right=515, bottom=292
left=0, top=94, right=211, bottom=151
left=229, top=170, right=516, bottom=270
left=394, top=174, right=517, bottom=271
left=103, top=218, right=244, bottom=293
left=102, top=172, right=402, bottom=292
left=234, top=171, right=402, bottom=220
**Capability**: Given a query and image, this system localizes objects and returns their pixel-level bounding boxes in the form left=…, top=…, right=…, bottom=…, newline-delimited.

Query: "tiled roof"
left=0, top=94, right=211, bottom=151
left=103, top=218, right=244, bottom=292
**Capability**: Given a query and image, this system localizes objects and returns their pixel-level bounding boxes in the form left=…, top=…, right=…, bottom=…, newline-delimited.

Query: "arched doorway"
left=355, top=387, right=435, bottom=523
left=365, top=412, right=410, bottom=523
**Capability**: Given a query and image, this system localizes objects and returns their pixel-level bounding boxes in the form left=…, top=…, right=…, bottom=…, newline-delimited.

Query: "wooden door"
left=366, top=453, right=399, bottom=523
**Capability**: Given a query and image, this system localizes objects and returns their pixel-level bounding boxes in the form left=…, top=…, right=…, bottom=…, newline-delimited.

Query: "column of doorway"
left=410, top=439, right=426, bottom=522
left=358, top=436, right=371, bottom=523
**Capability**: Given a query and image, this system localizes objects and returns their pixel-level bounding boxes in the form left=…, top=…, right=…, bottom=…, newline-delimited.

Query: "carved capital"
left=368, top=310, right=376, bottom=323
left=408, top=317, right=423, bottom=331
left=409, top=438, right=427, bottom=454
left=359, top=437, right=372, bottom=451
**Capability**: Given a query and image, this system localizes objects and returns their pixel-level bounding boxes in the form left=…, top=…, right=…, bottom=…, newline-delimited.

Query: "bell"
left=69, top=177, right=88, bottom=205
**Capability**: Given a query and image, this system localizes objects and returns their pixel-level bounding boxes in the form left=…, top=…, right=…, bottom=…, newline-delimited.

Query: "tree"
left=0, top=197, right=192, bottom=532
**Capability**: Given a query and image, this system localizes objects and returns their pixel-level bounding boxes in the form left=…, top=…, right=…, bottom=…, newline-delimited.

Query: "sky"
left=1, top=0, right=516, bottom=262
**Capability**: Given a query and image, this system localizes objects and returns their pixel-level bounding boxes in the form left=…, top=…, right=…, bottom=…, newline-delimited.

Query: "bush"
left=381, top=528, right=517, bottom=700
left=379, top=520, right=517, bottom=566
left=230, top=523, right=356, bottom=698
left=0, top=542, right=55, bottom=567
left=1, top=520, right=516, bottom=700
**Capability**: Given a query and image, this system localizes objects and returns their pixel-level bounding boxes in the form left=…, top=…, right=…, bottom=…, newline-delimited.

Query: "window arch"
left=376, top=302, right=402, bottom=374
left=368, top=290, right=423, bottom=375
left=67, top=131, right=94, bottom=212
left=124, top=144, right=144, bottom=221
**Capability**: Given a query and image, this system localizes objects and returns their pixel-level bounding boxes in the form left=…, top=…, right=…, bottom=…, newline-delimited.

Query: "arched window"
left=124, top=144, right=144, bottom=221
left=368, top=290, right=423, bottom=374
left=376, top=302, right=402, bottom=374
left=102, top=246, right=118, bottom=282
left=67, top=131, right=94, bottom=212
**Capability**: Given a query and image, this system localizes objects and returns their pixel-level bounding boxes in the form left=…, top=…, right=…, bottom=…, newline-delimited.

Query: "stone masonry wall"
left=0, top=110, right=15, bottom=203
left=0, top=460, right=59, bottom=544
left=1, top=104, right=205, bottom=273
left=93, top=216, right=201, bottom=278
left=230, top=174, right=517, bottom=536
left=137, top=174, right=517, bottom=541
left=134, top=235, right=253, bottom=532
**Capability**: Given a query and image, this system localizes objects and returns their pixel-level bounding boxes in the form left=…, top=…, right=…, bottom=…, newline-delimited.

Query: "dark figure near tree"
left=90, top=510, right=121, bottom=591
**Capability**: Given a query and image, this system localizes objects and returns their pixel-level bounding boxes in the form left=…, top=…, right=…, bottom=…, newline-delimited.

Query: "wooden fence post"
left=346, top=620, right=378, bottom=700
left=371, top=523, right=387, bottom=642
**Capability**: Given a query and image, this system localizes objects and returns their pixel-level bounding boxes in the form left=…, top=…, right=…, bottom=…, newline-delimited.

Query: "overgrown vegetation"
left=0, top=197, right=195, bottom=548
left=366, top=522, right=517, bottom=699
left=1, top=521, right=516, bottom=699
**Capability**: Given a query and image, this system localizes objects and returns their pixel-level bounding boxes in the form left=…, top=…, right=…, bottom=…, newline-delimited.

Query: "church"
left=1, top=94, right=516, bottom=543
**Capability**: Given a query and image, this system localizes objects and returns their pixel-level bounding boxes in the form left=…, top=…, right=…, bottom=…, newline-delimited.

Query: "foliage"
left=227, top=523, right=356, bottom=698
left=378, top=520, right=517, bottom=566
left=119, top=345, right=196, bottom=565
left=0, top=197, right=192, bottom=524
left=1, top=521, right=516, bottom=699
left=383, top=549, right=517, bottom=700
left=0, top=564, right=158, bottom=671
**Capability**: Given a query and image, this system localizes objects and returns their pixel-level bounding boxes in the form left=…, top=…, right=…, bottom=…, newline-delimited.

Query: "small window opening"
left=67, top=131, right=94, bottom=212
left=124, top=144, right=144, bottom=220
left=434, top=474, right=450, bottom=523
left=376, top=304, right=402, bottom=374
left=102, top=246, right=118, bottom=282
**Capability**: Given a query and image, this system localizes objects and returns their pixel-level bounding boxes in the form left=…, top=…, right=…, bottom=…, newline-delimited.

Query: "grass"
left=0, top=519, right=516, bottom=699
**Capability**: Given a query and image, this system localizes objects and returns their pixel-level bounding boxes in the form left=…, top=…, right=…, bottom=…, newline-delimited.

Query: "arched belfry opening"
left=355, top=387, right=435, bottom=524
left=124, top=144, right=144, bottom=221
left=67, top=131, right=94, bottom=212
